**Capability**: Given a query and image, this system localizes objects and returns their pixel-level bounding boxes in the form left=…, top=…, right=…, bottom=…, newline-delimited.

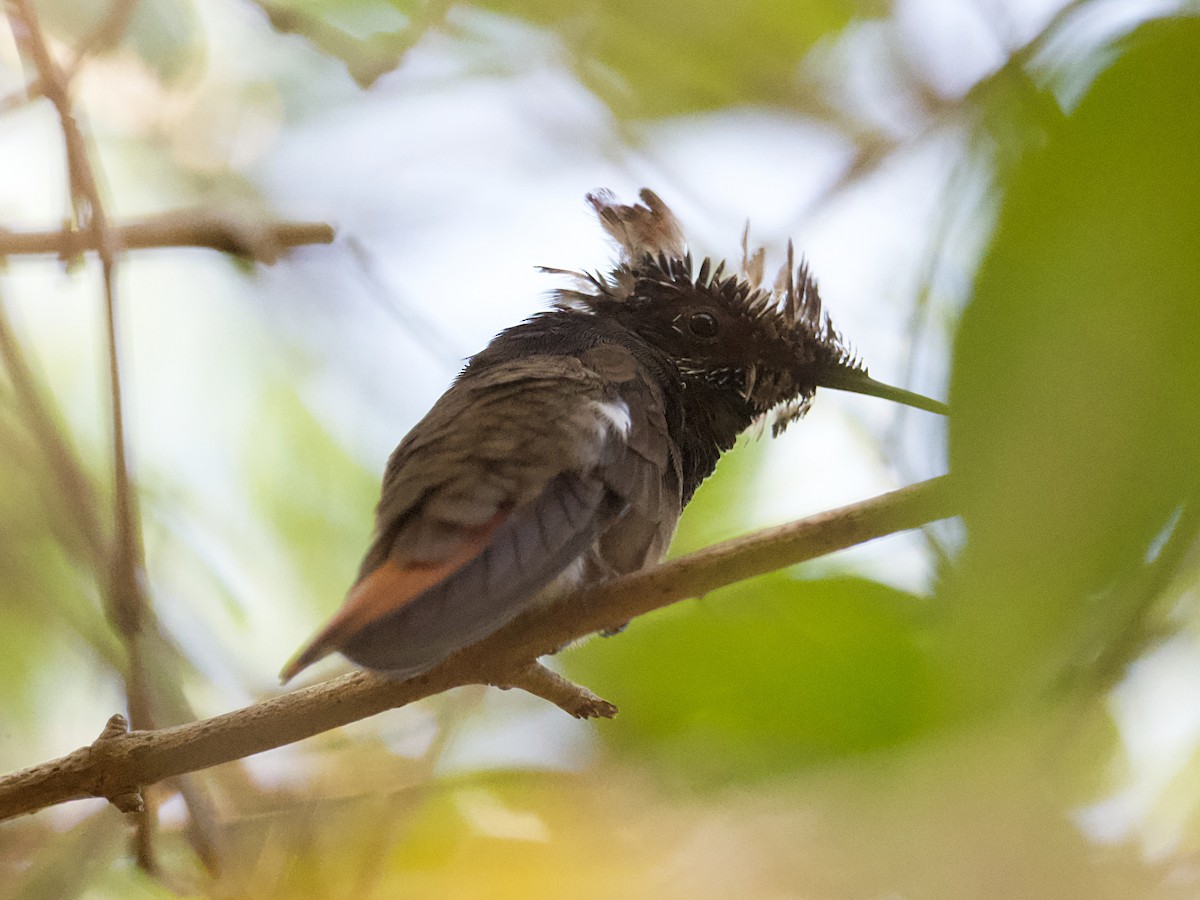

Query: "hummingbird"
left=280, top=188, right=946, bottom=683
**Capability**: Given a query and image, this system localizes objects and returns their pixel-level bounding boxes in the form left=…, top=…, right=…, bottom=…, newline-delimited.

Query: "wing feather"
left=338, top=472, right=622, bottom=677
left=281, top=342, right=682, bottom=682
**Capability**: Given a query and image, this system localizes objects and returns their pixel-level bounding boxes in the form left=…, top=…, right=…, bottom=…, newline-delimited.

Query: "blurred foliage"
left=469, top=0, right=876, bottom=117
left=246, top=380, right=380, bottom=613
left=563, top=572, right=933, bottom=783
left=945, top=15, right=1200, bottom=710
left=34, top=0, right=203, bottom=83
left=265, top=0, right=879, bottom=109
left=2, top=0, right=1200, bottom=898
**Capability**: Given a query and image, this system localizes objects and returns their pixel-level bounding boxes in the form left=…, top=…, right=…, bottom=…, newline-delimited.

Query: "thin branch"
left=0, top=475, right=956, bottom=821
left=6, top=0, right=136, bottom=626
left=496, top=662, right=619, bottom=719
left=0, top=215, right=335, bottom=262
left=6, top=1, right=105, bottom=240
left=8, top=0, right=178, bottom=869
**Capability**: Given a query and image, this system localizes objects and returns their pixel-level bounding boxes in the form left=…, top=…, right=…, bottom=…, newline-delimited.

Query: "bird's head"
left=548, top=188, right=946, bottom=435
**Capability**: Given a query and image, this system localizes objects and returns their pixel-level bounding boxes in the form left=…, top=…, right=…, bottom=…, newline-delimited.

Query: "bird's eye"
left=687, top=311, right=720, bottom=340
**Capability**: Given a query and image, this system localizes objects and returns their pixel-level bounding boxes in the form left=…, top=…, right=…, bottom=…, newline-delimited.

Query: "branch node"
left=90, top=714, right=145, bottom=811
left=96, top=713, right=130, bottom=743
left=109, top=788, right=145, bottom=814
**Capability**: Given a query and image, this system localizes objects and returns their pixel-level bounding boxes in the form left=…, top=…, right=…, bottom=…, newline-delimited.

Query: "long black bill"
left=818, top=366, right=949, bottom=416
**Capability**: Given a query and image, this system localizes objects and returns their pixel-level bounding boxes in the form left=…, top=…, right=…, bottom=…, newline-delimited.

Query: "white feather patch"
left=591, top=399, right=632, bottom=438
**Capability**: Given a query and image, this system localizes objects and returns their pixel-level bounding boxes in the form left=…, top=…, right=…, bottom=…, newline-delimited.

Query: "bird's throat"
left=673, top=376, right=756, bottom=505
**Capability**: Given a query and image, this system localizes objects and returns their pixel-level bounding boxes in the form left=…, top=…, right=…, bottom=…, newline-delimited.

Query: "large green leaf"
left=563, top=573, right=934, bottom=783
left=944, top=17, right=1200, bottom=703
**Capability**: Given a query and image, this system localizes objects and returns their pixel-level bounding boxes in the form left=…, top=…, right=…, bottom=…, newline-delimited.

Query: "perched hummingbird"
left=280, top=189, right=945, bottom=683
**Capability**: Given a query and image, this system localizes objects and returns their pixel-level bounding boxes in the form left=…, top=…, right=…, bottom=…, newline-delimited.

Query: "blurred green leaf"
left=563, top=573, right=935, bottom=783
left=945, top=17, right=1200, bottom=703
left=0, top=424, right=116, bottom=721
left=0, top=538, right=86, bottom=719
left=476, top=0, right=876, bottom=117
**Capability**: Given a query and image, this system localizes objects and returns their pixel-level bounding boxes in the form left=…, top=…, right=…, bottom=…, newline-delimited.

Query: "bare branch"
left=0, top=215, right=335, bottom=262
left=0, top=475, right=955, bottom=821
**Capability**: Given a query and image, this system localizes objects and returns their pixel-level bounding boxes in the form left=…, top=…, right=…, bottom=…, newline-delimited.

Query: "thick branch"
left=0, top=215, right=335, bottom=262
left=0, top=475, right=955, bottom=821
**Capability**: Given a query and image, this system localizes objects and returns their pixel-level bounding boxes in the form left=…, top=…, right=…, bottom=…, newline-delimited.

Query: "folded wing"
left=281, top=344, right=678, bottom=682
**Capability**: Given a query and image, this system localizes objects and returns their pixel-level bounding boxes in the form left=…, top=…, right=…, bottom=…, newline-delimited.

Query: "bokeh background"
left=2, top=0, right=1199, bottom=896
